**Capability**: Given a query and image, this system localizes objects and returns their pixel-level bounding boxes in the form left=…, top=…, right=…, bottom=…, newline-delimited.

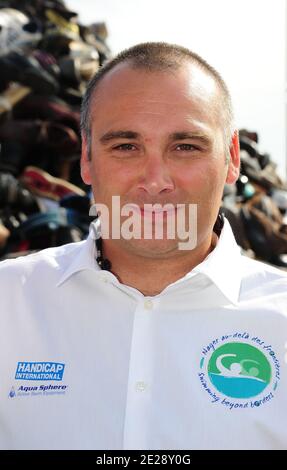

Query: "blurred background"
left=1, top=0, right=287, bottom=268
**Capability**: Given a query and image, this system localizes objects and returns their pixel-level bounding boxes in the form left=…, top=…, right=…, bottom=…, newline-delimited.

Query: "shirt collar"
left=57, top=217, right=242, bottom=304
left=191, top=217, right=242, bottom=305
left=56, top=221, right=101, bottom=287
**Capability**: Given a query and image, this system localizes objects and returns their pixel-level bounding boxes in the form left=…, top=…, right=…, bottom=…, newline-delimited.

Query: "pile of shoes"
left=221, top=129, right=287, bottom=268
left=1, top=2, right=287, bottom=269
left=0, top=0, right=111, bottom=260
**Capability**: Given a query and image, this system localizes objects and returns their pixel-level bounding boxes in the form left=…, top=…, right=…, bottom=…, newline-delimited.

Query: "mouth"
left=140, top=207, right=177, bottom=216
left=124, top=203, right=178, bottom=217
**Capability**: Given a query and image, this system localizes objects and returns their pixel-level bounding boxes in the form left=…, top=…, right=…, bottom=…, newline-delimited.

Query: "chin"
left=123, top=238, right=184, bottom=258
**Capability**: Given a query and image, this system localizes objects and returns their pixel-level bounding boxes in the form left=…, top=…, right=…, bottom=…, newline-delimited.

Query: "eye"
left=113, top=143, right=137, bottom=151
left=174, top=143, right=199, bottom=151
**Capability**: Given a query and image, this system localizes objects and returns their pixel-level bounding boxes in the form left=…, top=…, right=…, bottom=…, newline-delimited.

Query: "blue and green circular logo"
left=208, top=342, right=271, bottom=399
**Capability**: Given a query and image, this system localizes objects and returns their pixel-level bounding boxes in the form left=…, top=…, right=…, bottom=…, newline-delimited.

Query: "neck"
left=99, top=233, right=218, bottom=296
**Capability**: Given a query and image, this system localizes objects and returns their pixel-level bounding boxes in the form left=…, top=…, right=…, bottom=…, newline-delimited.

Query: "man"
left=0, top=42, right=286, bottom=450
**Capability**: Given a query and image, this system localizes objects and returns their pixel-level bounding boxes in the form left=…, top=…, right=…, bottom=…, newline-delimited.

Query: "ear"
left=80, top=133, right=92, bottom=185
left=225, top=130, right=240, bottom=184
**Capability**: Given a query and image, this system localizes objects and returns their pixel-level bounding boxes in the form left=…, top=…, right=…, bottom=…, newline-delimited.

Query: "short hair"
left=80, top=42, right=235, bottom=160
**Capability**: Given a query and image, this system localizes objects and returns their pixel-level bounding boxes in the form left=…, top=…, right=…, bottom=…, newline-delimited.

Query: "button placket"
left=123, top=297, right=158, bottom=449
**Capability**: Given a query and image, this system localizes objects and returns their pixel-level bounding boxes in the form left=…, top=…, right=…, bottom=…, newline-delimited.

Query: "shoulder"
left=239, top=254, right=287, bottom=300
left=0, top=241, right=85, bottom=286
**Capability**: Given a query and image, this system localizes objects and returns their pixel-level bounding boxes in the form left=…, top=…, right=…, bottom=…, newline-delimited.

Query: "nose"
left=137, top=154, right=175, bottom=196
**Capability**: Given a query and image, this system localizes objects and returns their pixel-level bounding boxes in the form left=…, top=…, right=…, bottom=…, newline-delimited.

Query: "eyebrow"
left=99, top=131, right=139, bottom=144
left=99, top=130, right=211, bottom=145
left=169, top=132, right=211, bottom=145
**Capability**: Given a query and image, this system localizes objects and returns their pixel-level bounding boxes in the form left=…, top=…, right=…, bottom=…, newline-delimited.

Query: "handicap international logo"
left=198, top=332, right=280, bottom=410
left=15, top=362, right=65, bottom=381
left=8, top=362, right=68, bottom=399
left=208, top=342, right=271, bottom=399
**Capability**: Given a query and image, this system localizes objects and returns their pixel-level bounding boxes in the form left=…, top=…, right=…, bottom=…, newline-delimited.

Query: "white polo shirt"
left=0, top=218, right=287, bottom=450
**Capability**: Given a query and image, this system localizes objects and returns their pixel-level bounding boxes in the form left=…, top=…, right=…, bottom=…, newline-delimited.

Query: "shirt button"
left=135, top=381, right=148, bottom=392
left=144, top=299, right=153, bottom=310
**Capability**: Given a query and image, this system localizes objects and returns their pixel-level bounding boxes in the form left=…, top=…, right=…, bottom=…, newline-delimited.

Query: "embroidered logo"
left=199, top=332, right=280, bottom=410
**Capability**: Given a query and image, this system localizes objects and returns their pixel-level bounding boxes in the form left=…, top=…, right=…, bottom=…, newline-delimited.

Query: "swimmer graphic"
left=207, top=342, right=272, bottom=398
left=215, top=353, right=265, bottom=381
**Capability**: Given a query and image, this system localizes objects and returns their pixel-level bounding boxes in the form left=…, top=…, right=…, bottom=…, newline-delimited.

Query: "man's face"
left=81, top=62, right=239, bottom=258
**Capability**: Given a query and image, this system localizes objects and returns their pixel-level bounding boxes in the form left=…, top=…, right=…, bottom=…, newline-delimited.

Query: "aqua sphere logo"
left=208, top=342, right=271, bottom=399
left=198, top=333, right=280, bottom=410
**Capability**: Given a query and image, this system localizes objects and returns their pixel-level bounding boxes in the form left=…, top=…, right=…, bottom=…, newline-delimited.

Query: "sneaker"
left=0, top=82, right=31, bottom=117
left=0, top=171, right=41, bottom=213
left=0, top=51, right=59, bottom=95
left=13, top=94, right=80, bottom=133
left=0, top=119, right=80, bottom=155
left=20, top=165, right=86, bottom=201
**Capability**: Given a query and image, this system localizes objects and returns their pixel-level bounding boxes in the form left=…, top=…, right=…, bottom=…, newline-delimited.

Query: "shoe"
left=60, top=194, right=91, bottom=213
left=239, top=135, right=271, bottom=169
left=32, top=49, right=60, bottom=79
left=40, top=10, right=80, bottom=58
left=0, top=51, right=59, bottom=95
left=0, top=171, right=41, bottom=213
left=240, top=150, right=287, bottom=191
left=60, top=194, right=93, bottom=236
left=20, top=165, right=86, bottom=201
left=58, top=54, right=99, bottom=84
left=0, top=119, right=80, bottom=155
left=13, top=94, right=80, bottom=133
left=0, top=8, right=42, bottom=56
left=271, top=188, right=287, bottom=213
left=0, top=141, right=27, bottom=175
left=0, top=82, right=31, bottom=117
left=241, top=192, right=287, bottom=260
left=82, top=23, right=111, bottom=64
left=5, top=208, right=84, bottom=253
left=239, top=129, right=258, bottom=144
left=58, top=86, right=82, bottom=106
left=45, top=8, right=80, bottom=38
